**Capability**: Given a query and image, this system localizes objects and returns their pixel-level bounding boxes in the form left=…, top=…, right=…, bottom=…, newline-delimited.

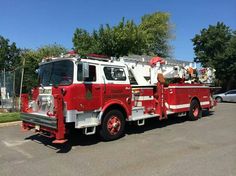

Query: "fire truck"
left=20, top=53, right=216, bottom=144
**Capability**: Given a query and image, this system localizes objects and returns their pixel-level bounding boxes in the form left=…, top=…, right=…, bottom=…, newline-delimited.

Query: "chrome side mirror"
left=82, top=62, right=89, bottom=79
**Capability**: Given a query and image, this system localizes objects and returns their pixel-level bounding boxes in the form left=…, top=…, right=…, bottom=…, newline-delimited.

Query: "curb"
left=0, top=121, right=21, bottom=128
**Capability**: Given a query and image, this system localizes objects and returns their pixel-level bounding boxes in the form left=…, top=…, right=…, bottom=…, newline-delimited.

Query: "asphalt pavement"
left=0, top=103, right=236, bottom=176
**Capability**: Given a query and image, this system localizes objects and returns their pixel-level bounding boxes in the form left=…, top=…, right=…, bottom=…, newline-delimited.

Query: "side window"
left=85, top=65, right=96, bottom=82
left=77, top=64, right=96, bottom=82
left=227, top=91, right=236, bottom=94
left=104, top=67, right=126, bottom=81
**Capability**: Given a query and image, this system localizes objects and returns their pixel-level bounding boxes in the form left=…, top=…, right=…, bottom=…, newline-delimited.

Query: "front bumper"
left=21, top=113, right=57, bottom=129
left=20, top=88, right=66, bottom=144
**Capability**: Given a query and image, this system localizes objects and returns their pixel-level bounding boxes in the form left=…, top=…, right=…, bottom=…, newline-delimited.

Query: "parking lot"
left=0, top=103, right=236, bottom=176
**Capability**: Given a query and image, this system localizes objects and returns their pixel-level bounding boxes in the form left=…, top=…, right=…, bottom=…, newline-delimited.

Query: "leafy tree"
left=139, top=12, right=172, bottom=57
left=112, top=18, right=146, bottom=57
left=192, top=22, right=236, bottom=89
left=73, top=19, right=144, bottom=57
left=37, top=44, right=67, bottom=58
left=93, top=19, right=146, bottom=57
left=20, top=50, right=39, bottom=93
left=97, top=24, right=116, bottom=56
left=72, top=12, right=172, bottom=57
left=72, top=29, right=94, bottom=56
left=0, top=35, right=20, bottom=71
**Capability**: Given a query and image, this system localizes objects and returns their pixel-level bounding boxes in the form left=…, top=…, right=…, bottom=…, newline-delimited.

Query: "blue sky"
left=0, top=0, right=235, bottom=61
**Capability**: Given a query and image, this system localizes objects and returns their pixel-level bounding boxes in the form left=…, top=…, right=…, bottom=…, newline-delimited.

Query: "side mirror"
left=82, top=62, right=89, bottom=79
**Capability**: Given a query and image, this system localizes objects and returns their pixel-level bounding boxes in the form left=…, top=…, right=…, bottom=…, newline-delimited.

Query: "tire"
left=188, top=99, right=202, bottom=121
left=215, top=96, right=223, bottom=103
left=100, top=110, right=125, bottom=141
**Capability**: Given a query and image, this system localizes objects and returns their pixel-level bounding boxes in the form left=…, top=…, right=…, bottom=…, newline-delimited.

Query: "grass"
left=0, top=112, right=20, bottom=123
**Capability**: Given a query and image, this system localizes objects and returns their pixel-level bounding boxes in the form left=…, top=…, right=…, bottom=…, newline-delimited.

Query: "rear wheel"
left=188, top=99, right=202, bottom=121
left=215, top=96, right=223, bottom=103
left=100, top=110, right=125, bottom=141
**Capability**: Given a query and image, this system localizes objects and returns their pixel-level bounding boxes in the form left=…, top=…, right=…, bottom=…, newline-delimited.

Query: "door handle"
left=95, top=86, right=101, bottom=90
left=125, top=87, right=131, bottom=90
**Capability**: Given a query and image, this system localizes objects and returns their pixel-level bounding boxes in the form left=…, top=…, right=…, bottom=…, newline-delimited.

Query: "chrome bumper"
left=21, top=113, right=57, bottom=129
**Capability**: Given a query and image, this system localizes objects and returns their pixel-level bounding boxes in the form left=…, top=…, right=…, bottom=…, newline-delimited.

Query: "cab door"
left=76, top=63, right=102, bottom=111
left=101, top=65, right=132, bottom=116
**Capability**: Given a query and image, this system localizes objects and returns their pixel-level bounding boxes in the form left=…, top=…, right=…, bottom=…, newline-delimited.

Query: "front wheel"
left=215, top=97, right=223, bottom=103
left=100, top=110, right=125, bottom=141
left=188, top=99, right=202, bottom=121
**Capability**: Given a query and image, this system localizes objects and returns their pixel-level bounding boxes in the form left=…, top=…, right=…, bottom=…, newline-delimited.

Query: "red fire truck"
left=21, top=54, right=216, bottom=144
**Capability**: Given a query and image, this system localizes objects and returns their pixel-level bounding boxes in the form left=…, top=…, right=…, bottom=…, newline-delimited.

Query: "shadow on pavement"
left=24, top=110, right=214, bottom=153
left=25, top=129, right=101, bottom=153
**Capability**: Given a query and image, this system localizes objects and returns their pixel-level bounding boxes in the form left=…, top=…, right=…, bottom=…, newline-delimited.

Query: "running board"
left=128, top=114, right=159, bottom=121
left=129, top=109, right=175, bottom=122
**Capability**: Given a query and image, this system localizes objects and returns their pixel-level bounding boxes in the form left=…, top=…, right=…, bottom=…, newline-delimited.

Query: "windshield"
left=39, top=60, right=73, bottom=86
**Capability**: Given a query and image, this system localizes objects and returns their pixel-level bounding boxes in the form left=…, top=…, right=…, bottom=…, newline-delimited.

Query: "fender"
left=190, top=96, right=199, bottom=103
left=191, top=96, right=211, bottom=109
left=98, top=99, right=130, bottom=121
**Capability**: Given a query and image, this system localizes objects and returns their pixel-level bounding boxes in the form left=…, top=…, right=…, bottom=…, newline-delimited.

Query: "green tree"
left=20, top=50, right=39, bottom=92
left=112, top=18, right=146, bottom=57
left=72, top=12, right=172, bottom=57
left=0, top=35, right=20, bottom=71
left=72, top=29, right=94, bottom=56
left=37, top=44, right=67, bottom=58
left=139, top=12, right=172, bottom=57
left=93, top=19, right=146, bottom=57
left=73, top=19, right=144, bottom=57
left=192, top=22, right=236, bottom=89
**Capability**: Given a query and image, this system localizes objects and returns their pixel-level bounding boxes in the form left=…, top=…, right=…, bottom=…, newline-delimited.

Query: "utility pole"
left=19, top=57, right=25, bottom=110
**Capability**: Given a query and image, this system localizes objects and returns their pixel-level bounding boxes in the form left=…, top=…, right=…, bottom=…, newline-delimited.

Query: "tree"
left=139, top=12, right=172, bottom=57
left=0, top=35, right=20, bottom=71
left=112, top=18, right=146, bottom=57
left=93, top=19, right=146, bottom=57
left=20, top=50, right=39, bottom=93
left=37, top=44, right=67, bottom=58
left=72, top=12, right=172, bottom=57
left=72, top=29, right=94, bottom=56
left=73, top=19, right=145, bottom=57
left=192, top=22, right=236, bottom=89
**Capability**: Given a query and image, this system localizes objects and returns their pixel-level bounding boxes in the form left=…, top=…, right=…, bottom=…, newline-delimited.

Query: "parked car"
left=213, top=89, right=236, bottom=102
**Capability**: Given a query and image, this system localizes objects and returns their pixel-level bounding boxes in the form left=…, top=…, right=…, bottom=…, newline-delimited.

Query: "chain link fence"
left=0, top=69, right=21, bottom=112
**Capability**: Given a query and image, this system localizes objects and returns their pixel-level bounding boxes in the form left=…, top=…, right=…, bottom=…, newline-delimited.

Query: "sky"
left=0, top=0, right=235, bottom=62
